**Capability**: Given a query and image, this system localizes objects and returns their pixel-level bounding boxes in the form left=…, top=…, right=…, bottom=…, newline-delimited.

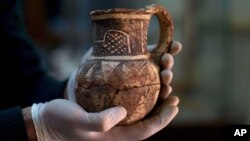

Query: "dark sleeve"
left=1, top=0, right=68, bottom=140
left=0, top=107, right=28, bottom=141
left=1, top=0, right=67, bottom=109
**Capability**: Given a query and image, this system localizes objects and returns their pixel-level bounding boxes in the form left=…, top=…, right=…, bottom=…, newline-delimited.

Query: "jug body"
left=76, top=6, right=173, bottom=125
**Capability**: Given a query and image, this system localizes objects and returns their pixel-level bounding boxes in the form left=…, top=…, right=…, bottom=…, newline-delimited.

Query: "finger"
left=160, top=54, right=174, bottom=69
left=65, top=70, right=77, bottom=102
left=158, top=86, right=172, bottom=100
left=161, top=70, right=173, bottom=85
left=169, top=41, right=182, bottom=56
left=118, top=105, right=179, bottom=141
left=160, top=96, right=180, bottom=107
left=152, top=96, right=179, bottom=116
left=85, top=106, right=127, bottom=132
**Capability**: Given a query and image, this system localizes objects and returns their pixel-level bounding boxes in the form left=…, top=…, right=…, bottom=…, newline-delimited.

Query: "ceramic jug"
left=75, top=4, right=173, bottom=125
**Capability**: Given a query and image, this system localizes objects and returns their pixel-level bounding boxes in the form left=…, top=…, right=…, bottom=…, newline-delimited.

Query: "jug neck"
left=91, top=12, right=151, bottom=56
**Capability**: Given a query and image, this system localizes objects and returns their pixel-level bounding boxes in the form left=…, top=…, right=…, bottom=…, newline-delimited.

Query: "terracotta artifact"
left=76, top=4, right=173, bottom=125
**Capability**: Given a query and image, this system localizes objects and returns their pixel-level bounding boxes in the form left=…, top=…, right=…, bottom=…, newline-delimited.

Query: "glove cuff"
left=31, top=103, right=50, bottom=141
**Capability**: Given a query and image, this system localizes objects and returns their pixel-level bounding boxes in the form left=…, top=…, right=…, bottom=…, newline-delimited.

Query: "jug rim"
left=90, top=8, right=150, bottom=15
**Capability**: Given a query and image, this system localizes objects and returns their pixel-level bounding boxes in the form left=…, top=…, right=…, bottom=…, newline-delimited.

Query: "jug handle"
left=145, top=4, right=174, bottom=63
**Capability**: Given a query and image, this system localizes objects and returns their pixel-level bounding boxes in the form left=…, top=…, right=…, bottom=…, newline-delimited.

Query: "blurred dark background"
left=22, top=0, right=250, bottom=140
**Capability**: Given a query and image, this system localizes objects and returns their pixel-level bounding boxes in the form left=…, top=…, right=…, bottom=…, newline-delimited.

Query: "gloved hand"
left=31, top=96, right=179, bottom=141
left=31, top=41, right=182, bottom=141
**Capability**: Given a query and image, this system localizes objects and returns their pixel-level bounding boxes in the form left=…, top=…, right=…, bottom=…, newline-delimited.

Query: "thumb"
left=65, top=70, right=77, bottom=102
left=80, top=48, right=92, bottom=65
left=84, top=106, right=127, bottom=132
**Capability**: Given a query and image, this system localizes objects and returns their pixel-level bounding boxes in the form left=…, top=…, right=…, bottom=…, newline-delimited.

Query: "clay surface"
left=76, top=60, right=160, bottom=125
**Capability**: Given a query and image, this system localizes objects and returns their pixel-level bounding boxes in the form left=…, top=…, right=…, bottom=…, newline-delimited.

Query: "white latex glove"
left=32, top=98, right=179, bottom=141
left=32, top=99, right=127, bottom=141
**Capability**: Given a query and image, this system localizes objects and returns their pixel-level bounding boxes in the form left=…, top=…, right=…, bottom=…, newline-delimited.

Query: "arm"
left=0, top=107, right=37, bottom=141
left=0, top=108, right=29, bottom=141
left=22, top=107, right=37, bottom=141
